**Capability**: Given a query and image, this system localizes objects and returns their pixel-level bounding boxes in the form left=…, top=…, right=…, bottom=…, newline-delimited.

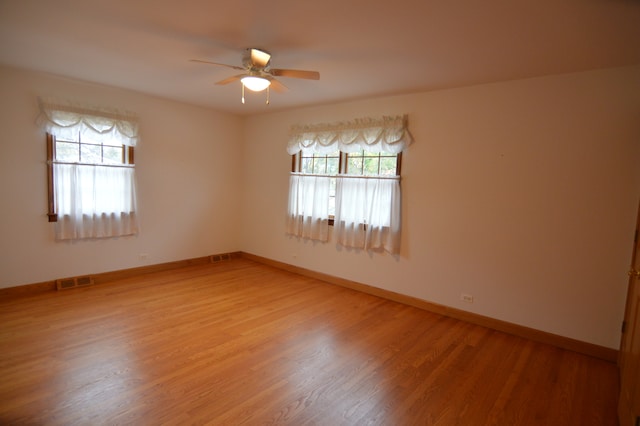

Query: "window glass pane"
left=101, top=138, right=123, bottom=147
left=296, top=151, right=341, bottom=175
left=344, top=151, right=400, bottom=176
left=313, top=157, right=327, bottom=174
left=363, top=157, right=380, bottom=176
left=55, top=141, right=79, bottom=162
left=300, top=157, right=313, bottom=173
left=103, top=146, right=123, bottom=164
left=380, top=156, right=398, bottom=176
left=326, top=157, right=339, bottom=175
left=347, top=157, right=363, bottom=175
left=80, top=144, right=101, bottom=163
left=80, top=133, right=121, bottom=147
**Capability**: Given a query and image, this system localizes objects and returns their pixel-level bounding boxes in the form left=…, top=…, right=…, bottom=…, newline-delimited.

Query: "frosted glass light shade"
left=241, top=76, right=271, bottom=92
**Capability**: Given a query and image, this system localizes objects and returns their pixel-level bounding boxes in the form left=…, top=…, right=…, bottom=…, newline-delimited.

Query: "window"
left=38, top=98, right=139, bottom=240
left=46, top=133, right=138, bottom=240
left=291, top=149, right=401, bottom=220
left=286, top=115, right=411, bottom=254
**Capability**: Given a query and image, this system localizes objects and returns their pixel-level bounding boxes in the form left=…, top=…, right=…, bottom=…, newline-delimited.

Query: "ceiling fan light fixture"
left=241, top=76, right=271, bottom=92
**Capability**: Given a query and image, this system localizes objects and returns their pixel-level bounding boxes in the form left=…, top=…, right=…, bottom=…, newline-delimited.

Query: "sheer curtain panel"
left=54, top=164, right=138, bottom=240
left=286, top=174, right=331, bottom=241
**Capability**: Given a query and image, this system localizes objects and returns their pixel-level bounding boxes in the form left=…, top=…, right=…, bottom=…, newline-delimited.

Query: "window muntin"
left=345, top=150, right=400, bottom=176
left=298, top=149, right=340, bottom=175
left=54, top=135, right=129, bottom=165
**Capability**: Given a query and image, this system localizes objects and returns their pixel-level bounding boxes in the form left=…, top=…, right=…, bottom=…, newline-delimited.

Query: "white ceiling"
left=1, top=0, right=639, bottom=116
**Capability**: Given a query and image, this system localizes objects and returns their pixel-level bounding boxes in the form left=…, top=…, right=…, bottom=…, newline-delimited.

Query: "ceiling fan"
left=191, top=48, right=320, bottom=104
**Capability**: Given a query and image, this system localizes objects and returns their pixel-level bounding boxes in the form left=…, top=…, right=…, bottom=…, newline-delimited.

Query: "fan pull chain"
left=241, top=83, right=245, bottom=104
left=266, top=86, right=270, bottom=105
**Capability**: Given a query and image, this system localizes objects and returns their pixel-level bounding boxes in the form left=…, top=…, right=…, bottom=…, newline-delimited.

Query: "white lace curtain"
left=286, top=115, right=411, bottom=254
left=37, top=97, right=139, bottom=146
left=37, top=98, right=140, bottom=240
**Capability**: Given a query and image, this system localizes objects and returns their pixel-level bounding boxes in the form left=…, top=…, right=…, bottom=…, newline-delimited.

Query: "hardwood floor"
left=0, top=259, right=618, bottom=425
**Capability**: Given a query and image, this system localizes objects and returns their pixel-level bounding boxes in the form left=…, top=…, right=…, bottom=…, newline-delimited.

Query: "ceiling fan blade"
left=215, top=74, right=244, bottom=85
left=249, top=48, right=271, bottom=68
left=270, top=69, right=320, bottom=80
left=269, top=78, right=288, bottom=93
left=190, top=59, right=245, bottom=71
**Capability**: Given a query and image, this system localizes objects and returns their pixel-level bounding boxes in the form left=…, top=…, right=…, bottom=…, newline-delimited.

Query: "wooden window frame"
left=46, top=134, right=57, bottom=222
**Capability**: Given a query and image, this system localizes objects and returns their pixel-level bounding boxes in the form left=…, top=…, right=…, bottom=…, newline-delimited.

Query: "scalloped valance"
left=287, top=115, right=412, bottom=155
left=36, top=97, right=139, bottom=146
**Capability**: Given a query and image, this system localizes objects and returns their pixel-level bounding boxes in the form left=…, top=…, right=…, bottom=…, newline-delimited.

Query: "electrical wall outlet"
left=461, top=294, right=474, bottom=303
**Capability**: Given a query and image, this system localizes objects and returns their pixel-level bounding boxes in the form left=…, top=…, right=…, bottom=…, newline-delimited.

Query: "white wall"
left=0, top=65, right=243, bottom=288
left=240, top=66, right=640, bottom=349
left=2, top=64, right=638, bottom=350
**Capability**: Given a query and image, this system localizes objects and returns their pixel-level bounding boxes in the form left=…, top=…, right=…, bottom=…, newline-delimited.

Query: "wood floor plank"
left=0, top=259, right=618, bottom=425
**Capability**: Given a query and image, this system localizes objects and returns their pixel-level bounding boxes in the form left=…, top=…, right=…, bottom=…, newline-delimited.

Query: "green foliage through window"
left=346, top=150, right=399, bottom=176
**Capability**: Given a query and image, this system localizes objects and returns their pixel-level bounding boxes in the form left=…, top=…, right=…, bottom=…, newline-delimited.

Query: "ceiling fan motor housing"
left=243, top=48, right=271, bottom=70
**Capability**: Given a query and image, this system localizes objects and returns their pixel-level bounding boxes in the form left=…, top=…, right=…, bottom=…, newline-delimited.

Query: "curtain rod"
left=49, top=161, right=135, bottom=169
